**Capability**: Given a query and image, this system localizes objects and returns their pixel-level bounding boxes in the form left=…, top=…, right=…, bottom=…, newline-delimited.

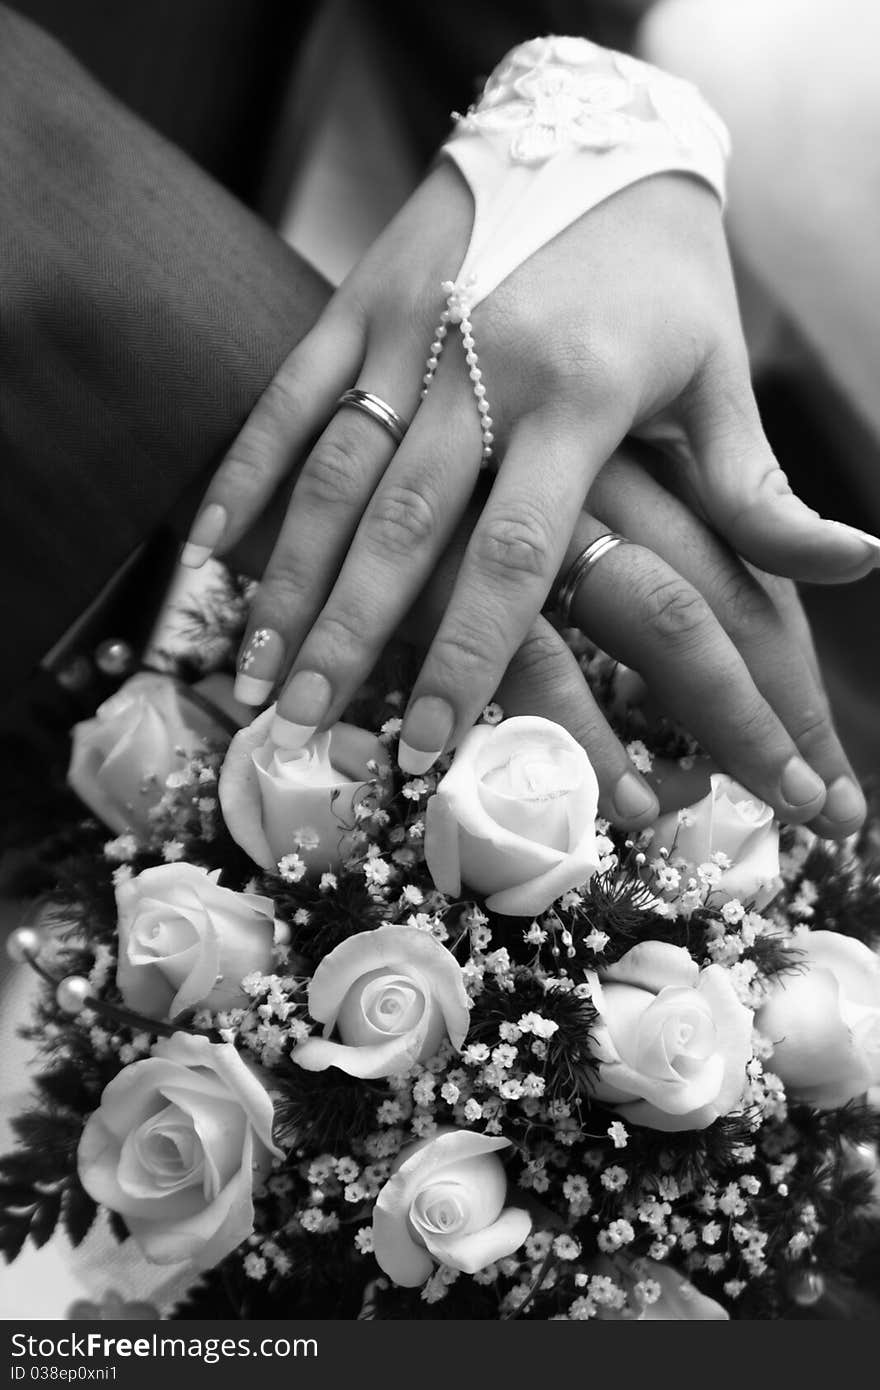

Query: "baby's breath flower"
left=553, top=1235, right=581, bottom=1261
left=600, top=1165, right=628, bottom=1193
left=278, top=853, right=306, bottom=883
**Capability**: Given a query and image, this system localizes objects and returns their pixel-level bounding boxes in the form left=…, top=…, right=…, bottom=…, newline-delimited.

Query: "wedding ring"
left=335, top=388, right=409, bottom=446
left=554, top=533, right=629, bottom=627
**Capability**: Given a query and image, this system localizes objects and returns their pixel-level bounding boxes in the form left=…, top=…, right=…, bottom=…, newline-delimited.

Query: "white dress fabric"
left=441, top=35, right=729, bottom=313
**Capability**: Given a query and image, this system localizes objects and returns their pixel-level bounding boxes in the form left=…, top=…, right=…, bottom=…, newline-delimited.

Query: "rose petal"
left=423, top=793, right=463, bottom=897
left=306, top=926, right=470, bottom=1050
left=804, top=931, right=880, bottom=1009
left=126, top=1130, right=257, bottom=1269
left=152, top=1034, right=282, bottom=1159
left=218, top=707, right=278, bottom=869
left=756, top=963, right=866, bottom=1101
left=421, top=1207, right=532, bottom=1274
left=292, top=1031, right=427, bottom=1080
left=483, top=820, right=599, bottom=916
left=613, top=1096, right=722, bottom=1132
left=602, top=942, right=700, bottom=995
left=373, top=1131, right=513, bottom=1287
left=693, top=966, right=753, bottom=1117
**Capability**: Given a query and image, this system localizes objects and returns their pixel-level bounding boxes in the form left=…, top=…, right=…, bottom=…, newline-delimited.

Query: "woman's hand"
left=186, top=159, right=880, bottom=772
left=225, top=446, right=864, bottom=841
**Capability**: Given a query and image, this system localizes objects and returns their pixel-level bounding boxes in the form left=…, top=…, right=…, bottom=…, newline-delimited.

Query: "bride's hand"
left=225, top=447, right=864, bottom=841
left=185, top=160, right=879, bottom=771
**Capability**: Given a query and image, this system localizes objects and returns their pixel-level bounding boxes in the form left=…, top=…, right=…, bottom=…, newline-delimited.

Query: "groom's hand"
left=226, top=448, right=863, bottom=839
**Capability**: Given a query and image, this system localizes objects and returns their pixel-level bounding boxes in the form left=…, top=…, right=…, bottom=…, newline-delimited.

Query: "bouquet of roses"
left=3, top=580, right=880, bottom=1321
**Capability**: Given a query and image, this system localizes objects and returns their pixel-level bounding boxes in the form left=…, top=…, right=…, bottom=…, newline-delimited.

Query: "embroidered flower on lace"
left=453, top=35, right=730, bottom=169
left=613, top=52, right=731, bottom=156
left=456, top=65, right=635, bottom=164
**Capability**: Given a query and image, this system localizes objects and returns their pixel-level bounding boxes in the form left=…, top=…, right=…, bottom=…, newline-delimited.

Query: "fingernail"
left=829, top=521, right=880, bottom=563
left=273, top=670, right=332, bottom=746
left=180, top=503, right=226, bottom=568
left=821, top=775, right=866, bottom=827
left=779, top=756, right=826, bottom=808
left=271, top=715, right=317, bottom=749
left=399, top=696, right=455, bottom=774
left=612, top=771, right=658, bottom=822
left=234, top=627, right=283, bottom=705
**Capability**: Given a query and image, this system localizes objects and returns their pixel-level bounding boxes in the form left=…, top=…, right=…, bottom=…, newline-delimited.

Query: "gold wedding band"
left=555, top=533, right=629, bottom=627
left=335, top=388, right=409, bottom=446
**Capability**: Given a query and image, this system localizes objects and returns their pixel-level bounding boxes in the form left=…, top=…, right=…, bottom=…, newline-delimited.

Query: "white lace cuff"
left=420, top=36, right=730, bottom=465
left=441, top=34, right=731, bottom=311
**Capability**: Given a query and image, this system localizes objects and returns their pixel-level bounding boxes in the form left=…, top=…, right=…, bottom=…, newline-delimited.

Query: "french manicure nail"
left=271, top=715, right=317, bottom=748
left=779, top=756, right=825, bottom=808
left=612, top=770, right=658, bottom=822
left=274, top=670, right=332, bottom=745
left=399, top=741, right=445, bottom=775
left=820, top=775, right=866, bottom=827
left=234, top=627, right=283, bottom=705
left=829, top=521, right=880, bottom=561
left=399, top=696, right=455, bottom=774
left=180, top=503, right=227, bottom=568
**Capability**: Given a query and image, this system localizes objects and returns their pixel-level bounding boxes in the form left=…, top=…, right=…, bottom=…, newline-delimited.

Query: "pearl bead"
left=426, top=356, right=438, bottom=371
left=483, top=417, right=494, bottom=430
left=431, top=341, right=443, bottom=354
left=55, top=654, right=94, bottom=693
left=423, top=373, right=434, bottom=386
left=6, top=926, right=42, bottom=963
left=95, top=638, right=134, bottom=677
left=483, top=432, right=495, bottom=445
left=473, top=383, right=486, bottom=398
left=56, top=975, right=92, bottom=1015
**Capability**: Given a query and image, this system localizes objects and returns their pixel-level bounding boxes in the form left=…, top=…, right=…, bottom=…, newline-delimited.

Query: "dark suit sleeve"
left=0, top=4, right=330, bottom=702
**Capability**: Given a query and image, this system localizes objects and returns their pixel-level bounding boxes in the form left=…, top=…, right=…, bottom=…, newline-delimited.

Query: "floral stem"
left=502, top=1250, right=556, bottom=1320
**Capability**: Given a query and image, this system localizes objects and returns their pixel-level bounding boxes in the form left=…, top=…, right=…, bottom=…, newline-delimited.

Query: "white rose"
left=651, top=773, right=780, bottom=910
left=115, top=862, right=276, bottom=1020
left=77, top=1033, right=281, bottom=1269
left=292, top=926, right=470, bottom=1079
left=218, top=704, right=390, bottom=873
left=755, top=929, right=880, bottom=1108
left=587, top=941, right=754, bottom=1131
left=68, top=672, right=232, bottom=839
left=423, top=716, right=600, bottom=916
left=373, top=1129, right=531, bottom=1286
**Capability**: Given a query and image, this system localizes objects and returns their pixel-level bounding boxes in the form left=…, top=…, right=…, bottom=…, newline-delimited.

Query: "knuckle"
left=258, top=551, right=312, bottom=612
left=430, top=619, right=496, bottom=680
left=641, top=574, right=711, bottom=647
left=312, top=608, right=368, bottom=663
left=714, top=566, right=777, bottom=642
left=508, top=627, right=565, bottom=681
left=731, top=691, right=778, bottom=746
left=367, top=483, right=437, bottom=557
left=474, top=508, right=552, bottom=583
left=788, top=703, right=832, bottom=751
left=263, top=369, right=307, bottom=422
left=300, top=435, right=363, bottom=509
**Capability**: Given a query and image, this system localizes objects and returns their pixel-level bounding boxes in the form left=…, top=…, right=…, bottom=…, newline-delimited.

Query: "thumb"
left=683, top=359, right=880, bottom=584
